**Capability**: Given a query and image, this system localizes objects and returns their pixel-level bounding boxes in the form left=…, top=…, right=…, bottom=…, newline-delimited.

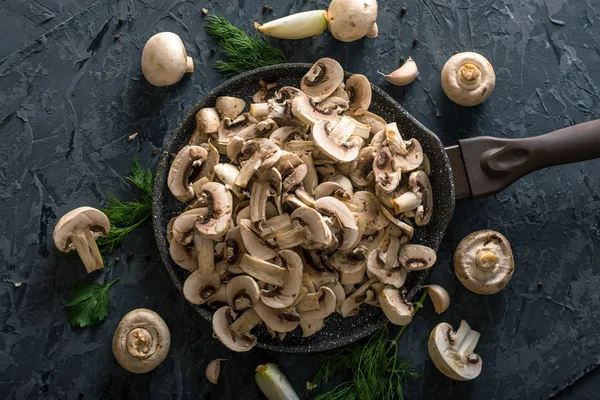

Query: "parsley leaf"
left=66, top=278, right=120, bottom=328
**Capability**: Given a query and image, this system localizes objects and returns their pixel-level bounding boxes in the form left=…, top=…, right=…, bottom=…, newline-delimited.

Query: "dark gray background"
left=1, top=0, right=599, bottom=399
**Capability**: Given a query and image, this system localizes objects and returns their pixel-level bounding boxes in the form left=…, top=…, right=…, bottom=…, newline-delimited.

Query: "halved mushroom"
left=235, top=138, right=282, bottom=188
left=254, top=300, right=300, bottom=332
left=300, top=58, right=344, bottom=102
left=239, top=219, right=277, bottom=260
left=53, top=207, right=110, bottom=273
left=183, top=271, right=221, bottom=305
left=428, top=320, right=482, bottom=380
left=213, top=306, right=260, bottom=352
left=292, top=93, right=339, bottom=127
left=275, top=206, right=332, bottom=250
left=226, top=275, right=260, bottom=311
left=379, top=286, right=414, bottom=325
left=112, top=308, right=171, bottom=373
left=190, top=108, right=221, bottom=145
left=345, top=74, right=372, bottom=114
left=260, top=250, right=304, bottom=309
left=216, top=96, right=246, bottom=120
left=168, top=145, right=209, bottom=202
left=340, top=278, right=376, bottom=317
left=373, top=147, right=400, bottom=193
left=398, top=244, right=437, bottom=271
left=194, top=182, right=233, bottom=239
left=330, top=246, right=368, bottom=285
left=454, top=230, right=514, bottom=295
left=314, top=196, right=358, bottom=250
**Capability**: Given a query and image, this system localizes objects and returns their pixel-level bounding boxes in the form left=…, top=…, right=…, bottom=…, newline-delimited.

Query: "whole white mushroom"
left=141, top=32, right=194, bottom=86
left=327, top=0, right=378, bottom=42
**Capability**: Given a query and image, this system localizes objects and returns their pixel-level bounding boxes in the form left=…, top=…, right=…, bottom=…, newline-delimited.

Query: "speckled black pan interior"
left=153, top=64, right=455, bottom=353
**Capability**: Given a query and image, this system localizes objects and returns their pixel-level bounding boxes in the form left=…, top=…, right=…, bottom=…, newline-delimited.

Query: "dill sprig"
left=308, top=290, right=429, bottom=400
left=97, top=159, right=153, bottom=253
left=205, top=14, right=286, bottom=75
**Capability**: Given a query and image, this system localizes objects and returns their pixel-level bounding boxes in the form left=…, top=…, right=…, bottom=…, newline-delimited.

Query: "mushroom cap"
left=454, top=230, right=514, bottom=295
left=291, top=94, right=339, bottom=127
left=373, top=147, right=400, bottom=193
left=379, top=286, right=414, bottom=325
left=441, top=52, right=495, bottom=106
left=300, top=58, right=344, bottom=102
left=428, top=320, right=482, bottom=381
left=112, top=308, right=171, bottom=373
left=327, top=0, right=378, bottom=42
left=215, top=96, right=246, bottom=120
left=193, top=108, right=221, bottom=137
left=224, top=226, right=247, bottom=273
left=311, top=119, right=360, bottom=163
left=195, top=182, right=233, bottom=239
left=183, top=272, right=221, bottom=305
left=227, top=275, right=260, bottom=311
left=53, top=207, right=110, bottom=252
left=350, top=146, right=377, bottom=186
left=212, top=306, right=257, bottom=352
left=141, top=32, right=189, bottom=87
left=345, top=74, right=372, bottom=114
left=351, top=191, right=380, bottom=220
left=367, top=249, right=407, bottom=288
left=314, top=196, right=358, bottom=250
left=398, top=244, right=437, bottom=271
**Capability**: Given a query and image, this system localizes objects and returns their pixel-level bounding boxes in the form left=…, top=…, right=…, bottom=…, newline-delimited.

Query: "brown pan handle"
left=459, top=120, right=600, bottom=199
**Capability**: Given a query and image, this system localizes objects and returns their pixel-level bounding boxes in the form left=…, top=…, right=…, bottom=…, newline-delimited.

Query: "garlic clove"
left=380, top=57, right=419, bottom=86
left=423, top=285, right=450, bottom=314
left=254, top=10, right=328, bottom=40
left=205, top=358, right=226, bottom=384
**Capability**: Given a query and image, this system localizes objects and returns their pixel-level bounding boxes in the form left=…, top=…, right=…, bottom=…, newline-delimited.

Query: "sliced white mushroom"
left=428, top=320, right=482, bottom=380
left=183, top=271, right=221, bottom=305
left=226, top=275, right=260, bottom=311
left=379, top=286, right=414, bottom=325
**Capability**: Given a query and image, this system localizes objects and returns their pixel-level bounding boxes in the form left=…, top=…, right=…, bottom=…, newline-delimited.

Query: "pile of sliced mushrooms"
left=166, top=58, right=437, bottom=352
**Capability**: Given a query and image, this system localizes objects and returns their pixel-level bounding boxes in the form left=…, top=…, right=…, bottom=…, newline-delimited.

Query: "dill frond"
left=205, top=14, right=286, bottom=75
left=308, top=290, right=429, bottom=400
left=97, top=159, right=153, bottom=254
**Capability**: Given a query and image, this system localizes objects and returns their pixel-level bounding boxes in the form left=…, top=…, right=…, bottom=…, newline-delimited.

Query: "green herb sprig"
left=205, top=14, right=286, bottom=75
left=97, top=159, right=153, bottom=253
left=66, top=278, right=120, bottom=328
left=308, top=290, right=429, bottom=400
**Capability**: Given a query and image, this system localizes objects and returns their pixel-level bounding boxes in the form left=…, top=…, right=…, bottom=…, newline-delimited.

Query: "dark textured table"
left=1, top=1, right=599, bottom=399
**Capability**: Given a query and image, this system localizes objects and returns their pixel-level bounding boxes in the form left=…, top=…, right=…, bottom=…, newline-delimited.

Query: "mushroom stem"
left=70, top=230, right=104, bottom=273
left=250, top=181, right=270, bottom=222
left=384, top=235, right=401, bottom=269
left=186, top=56, right=194, bottom=73
left=230, top=308, right=262, bottom=336
left=454, top=320, right=480, bottom=357
left=194, top=233, right=214, bottom=274
left=459, top=64, right=479, bottom=84
left=275, top=226, right=310, bottom=250
left=240, top=254, right=286, bottom=286
left=126, top=328, right=154, bottom=358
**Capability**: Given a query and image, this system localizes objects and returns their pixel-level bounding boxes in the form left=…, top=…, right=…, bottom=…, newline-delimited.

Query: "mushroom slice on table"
left=345, top=74, right=372, bottom=114
left=113, top=309, right=171, bottom=373
left=216, top=96, right=246, bottom=120
left=226, top=275, right=261, bottom=311
left=330, top=246, right=368, bottom=285
left=53, top=206, right=110, bottom=273
left=168, top=145, right=209, bottom=202
left=454, top=230, right=514, bottom=295
left=235, top=138, right=282, bottom=188
left=311, top=117, right=361, bottom=163
left=213, top=306, right=261, bottom=352
left=314, top=196, right=358, bottom=250
left=300, top=58, right=344, bottom=102
left=183, top=271, right=222, bottom=305
left=260, top=250, right=304, bottom=309
left=254, top=300, right=300, bottom=333
left=340, top=278, right=376, bottom=317
left=275, top=206, right=331, bottom=250
left=428, top=320, right=482, bottom=380
left=379, top=286, right=414, bottom=325
left=398, top=244, right=437, bottom=271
